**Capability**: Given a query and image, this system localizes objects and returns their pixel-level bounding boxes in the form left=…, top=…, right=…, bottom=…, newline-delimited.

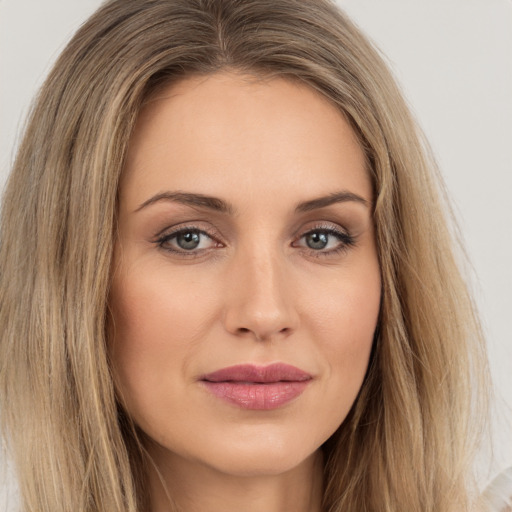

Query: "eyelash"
left=155, top=225, right=221, bottom=258
left=154, top=223, right=356, bottom=258
left=294, top=225, right=356, bottom=258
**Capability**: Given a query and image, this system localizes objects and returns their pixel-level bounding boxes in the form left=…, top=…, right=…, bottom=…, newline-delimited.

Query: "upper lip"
left=200, top=363, right=312, bottom=383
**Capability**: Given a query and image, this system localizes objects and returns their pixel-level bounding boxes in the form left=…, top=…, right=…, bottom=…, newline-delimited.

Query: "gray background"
left=1, top=0, right=511, bottom=507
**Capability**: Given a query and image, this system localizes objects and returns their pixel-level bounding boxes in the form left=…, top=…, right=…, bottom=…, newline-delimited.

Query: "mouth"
left=199, top=363, right=312, bottom=410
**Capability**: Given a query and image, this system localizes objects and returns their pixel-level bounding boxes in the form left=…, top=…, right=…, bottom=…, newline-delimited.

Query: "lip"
left=199, top=363, right=312, bottom=410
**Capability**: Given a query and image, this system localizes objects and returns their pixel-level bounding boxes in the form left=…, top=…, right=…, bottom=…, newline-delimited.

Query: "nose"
left=222, top=247, right=299, bottom=342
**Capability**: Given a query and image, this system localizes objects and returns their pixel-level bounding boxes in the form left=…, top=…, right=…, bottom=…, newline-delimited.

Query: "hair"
left=0, top=0, right=489, bottom=511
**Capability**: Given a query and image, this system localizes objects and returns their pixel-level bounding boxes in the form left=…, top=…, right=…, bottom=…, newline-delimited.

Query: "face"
left=110, top=72, right=381, bottom=478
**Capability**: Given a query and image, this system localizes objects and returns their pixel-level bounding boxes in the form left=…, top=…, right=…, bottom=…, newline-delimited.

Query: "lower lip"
left=202, top=381, right=309, bottom=410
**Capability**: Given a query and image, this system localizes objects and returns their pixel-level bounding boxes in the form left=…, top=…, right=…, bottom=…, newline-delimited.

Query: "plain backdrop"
left=1, top=0, right=511, bottom=507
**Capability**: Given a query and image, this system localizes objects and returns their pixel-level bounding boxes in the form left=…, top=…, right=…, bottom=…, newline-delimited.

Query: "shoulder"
left=482, top=467, right=512, bottom=512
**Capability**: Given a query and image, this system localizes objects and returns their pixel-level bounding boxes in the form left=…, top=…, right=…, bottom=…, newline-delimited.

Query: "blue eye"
left=304, top=231, right=330, bottom=250
left=296, top=227, right=355, bottom=255
left=155, top=224, right=354, bottom=258
left=175, top=230, right=201, bottom=250
left=157, top=228, right=217, bottom=253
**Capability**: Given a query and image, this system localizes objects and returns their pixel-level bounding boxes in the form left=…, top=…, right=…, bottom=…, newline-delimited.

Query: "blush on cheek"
left=317, top=280, right=379, bottom=389
left=109, top=269, right=212, bottom=410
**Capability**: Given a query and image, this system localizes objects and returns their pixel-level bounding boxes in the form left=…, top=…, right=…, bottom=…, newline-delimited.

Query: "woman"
left=0, top=0, right=493, bottom=510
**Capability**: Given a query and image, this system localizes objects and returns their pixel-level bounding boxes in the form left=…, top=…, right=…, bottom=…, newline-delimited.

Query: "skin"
left=109, top=71, right=381, bottom=512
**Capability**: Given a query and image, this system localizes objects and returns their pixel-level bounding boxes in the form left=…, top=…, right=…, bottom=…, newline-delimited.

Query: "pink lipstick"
left=200, top=363, right=311, bottom=410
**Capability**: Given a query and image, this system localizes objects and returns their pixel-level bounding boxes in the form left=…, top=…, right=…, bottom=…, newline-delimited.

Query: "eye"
left=304, top=231, right=331, bottom=250
left=156, top=227, right=219, bottom=254
left=174, top=230, right=204, bottom=250
left=293, top=226, right=355, bottom=256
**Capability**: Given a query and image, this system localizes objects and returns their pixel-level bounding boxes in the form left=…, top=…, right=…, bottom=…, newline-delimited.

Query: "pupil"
left=177, top=231, right=200, bottom=250
left=307, top=232, right=328, bottom=250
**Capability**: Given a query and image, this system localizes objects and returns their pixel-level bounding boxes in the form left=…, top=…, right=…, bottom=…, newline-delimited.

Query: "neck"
left=146, top=447, right=324, bottom=512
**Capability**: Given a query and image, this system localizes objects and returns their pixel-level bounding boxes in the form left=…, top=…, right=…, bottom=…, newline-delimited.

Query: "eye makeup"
left=151, top=218, right=358, bottom=262
left=154, top=223, right=225, bottom=258
left=293, top=223, right=357, bottom=259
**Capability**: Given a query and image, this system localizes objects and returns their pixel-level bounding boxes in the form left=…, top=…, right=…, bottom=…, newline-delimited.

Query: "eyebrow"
left=295, top=191, right=369, bottom=212
left=134, top=189, right=369, bottom=214
left=134, top=191, right=234, bottom=214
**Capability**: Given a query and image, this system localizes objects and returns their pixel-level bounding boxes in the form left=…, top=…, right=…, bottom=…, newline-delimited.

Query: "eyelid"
left=152, top=219, right=223, bottom=239
left=153, top=223, right=224, bottom=255
left=292, top=222, right=357, bottom=256
left=151, top=220, right=357, bottom=259
left=293, top=221, right=350, bottom=241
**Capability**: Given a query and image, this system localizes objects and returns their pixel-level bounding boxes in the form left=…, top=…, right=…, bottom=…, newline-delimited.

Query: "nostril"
left=235, top=326, right=292, bottom=340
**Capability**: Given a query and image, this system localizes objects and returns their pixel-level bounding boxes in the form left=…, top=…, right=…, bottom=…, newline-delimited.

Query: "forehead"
left=121, top=72, right=371, bottom=210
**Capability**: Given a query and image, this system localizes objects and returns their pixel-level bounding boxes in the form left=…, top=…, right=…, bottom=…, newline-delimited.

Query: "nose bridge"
left=223, top=237, right=297, bottom=340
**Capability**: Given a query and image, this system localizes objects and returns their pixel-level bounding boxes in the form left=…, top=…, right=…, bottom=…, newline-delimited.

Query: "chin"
left=208, top=448, right=318, bottom=478
left=185, top=426, right=324, bottom=478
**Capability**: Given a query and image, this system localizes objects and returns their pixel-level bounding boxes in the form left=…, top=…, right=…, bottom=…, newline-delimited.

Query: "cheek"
left=108, top=264, right=216, bottom=419
left=302, top=262, right=380, bottom=413
left=108, top=242, right=381, bottom=466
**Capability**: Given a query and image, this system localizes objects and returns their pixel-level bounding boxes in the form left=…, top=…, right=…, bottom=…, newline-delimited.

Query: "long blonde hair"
left=0, top=0, right=489, bottom=510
